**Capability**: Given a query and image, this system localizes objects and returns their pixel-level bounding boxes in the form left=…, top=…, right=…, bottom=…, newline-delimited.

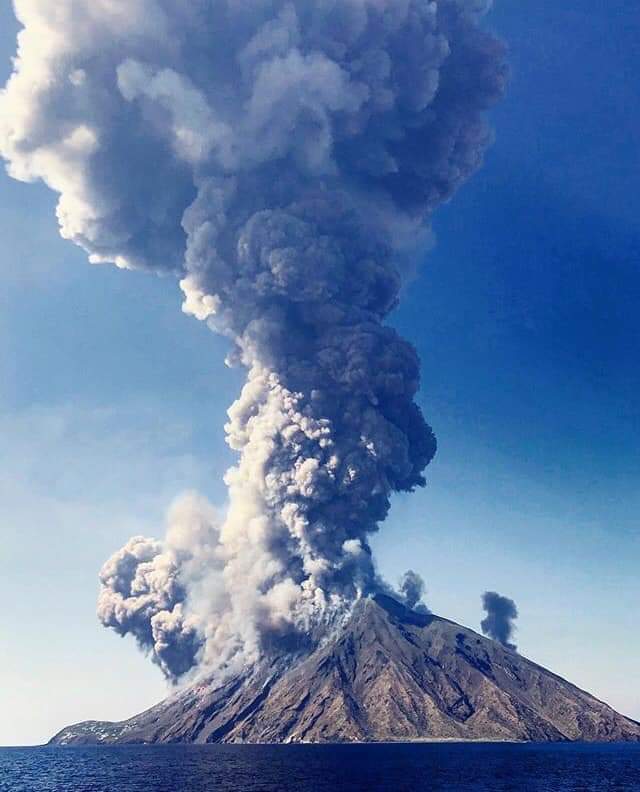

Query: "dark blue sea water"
left=1, top=743, right=639, bottom=792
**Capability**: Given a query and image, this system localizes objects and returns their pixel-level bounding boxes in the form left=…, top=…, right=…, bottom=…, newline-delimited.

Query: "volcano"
left=50, top=596, right=640, bottom=745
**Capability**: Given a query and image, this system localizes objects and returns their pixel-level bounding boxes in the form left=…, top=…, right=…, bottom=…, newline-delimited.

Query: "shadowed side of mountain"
left=50, top=596, right=640, bottom=745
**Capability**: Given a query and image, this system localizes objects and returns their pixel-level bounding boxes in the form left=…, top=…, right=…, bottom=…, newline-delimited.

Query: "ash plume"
left=1, top=0, right=506, bottom=679
left=97, top=493, right=223, bottom=680
left=481, top=591, right=518, bottom=650
left=399, top=570, right=429, bottom=612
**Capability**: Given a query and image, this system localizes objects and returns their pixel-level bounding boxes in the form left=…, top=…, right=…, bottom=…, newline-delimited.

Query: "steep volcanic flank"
left=51, top=597, right=640, bottom=745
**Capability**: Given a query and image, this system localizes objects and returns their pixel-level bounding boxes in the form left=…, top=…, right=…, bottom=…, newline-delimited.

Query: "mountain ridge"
left=50, top=595, right=640, bottom=745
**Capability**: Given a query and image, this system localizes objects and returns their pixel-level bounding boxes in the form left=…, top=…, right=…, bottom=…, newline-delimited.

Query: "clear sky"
left=1, top=1, right=638, bottom=746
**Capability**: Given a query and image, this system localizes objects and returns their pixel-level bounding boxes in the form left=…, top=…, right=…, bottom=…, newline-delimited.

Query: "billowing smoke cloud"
left=1, top=0, right=506, bottom=679
left=481, top=591, right=518, bottom=650
left=399, top=570, right=429, bottom=612
left=97, top=492, right=223, bottom=680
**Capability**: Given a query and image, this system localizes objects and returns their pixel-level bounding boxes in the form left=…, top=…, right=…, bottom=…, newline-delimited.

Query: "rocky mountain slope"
left=50, top=595, right=640, bottom=744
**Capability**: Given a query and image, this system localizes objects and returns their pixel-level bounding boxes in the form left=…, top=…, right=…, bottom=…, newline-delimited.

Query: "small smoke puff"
left=399, top=570, right=429, bottom=612
left=481, top=591, right=518, bottom=650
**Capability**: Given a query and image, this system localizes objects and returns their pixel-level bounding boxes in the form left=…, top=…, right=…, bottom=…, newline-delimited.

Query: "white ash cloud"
left=1, top=0, right=506, bottom=679
left=481, top=591, right=518, bottom=650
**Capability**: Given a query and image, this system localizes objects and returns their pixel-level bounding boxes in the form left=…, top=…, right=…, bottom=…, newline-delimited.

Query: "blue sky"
left=1, top=1, right=639, bottom=745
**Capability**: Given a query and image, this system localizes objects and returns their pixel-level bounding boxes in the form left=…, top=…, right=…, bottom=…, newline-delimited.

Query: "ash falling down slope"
left=50, top=596, right=640, bottom=745
left=1, top=0, right=508, bottom=678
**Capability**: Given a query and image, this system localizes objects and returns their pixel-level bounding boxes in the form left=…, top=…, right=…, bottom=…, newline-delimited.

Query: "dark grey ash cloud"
left=481, top=591, right=518, bottom=650
left=1, top=0, right=506, bottom=678
left=399, top=570, right=430, bottom=612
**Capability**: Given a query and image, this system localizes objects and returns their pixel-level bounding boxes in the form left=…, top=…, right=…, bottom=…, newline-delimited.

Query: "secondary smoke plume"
left=1, top=0, right=506, bottom=679
left=97, top=493, right=222, bottom=676
left=481, top=591, right=518, bottom=650
left=399, top=570, right=429, bottom=612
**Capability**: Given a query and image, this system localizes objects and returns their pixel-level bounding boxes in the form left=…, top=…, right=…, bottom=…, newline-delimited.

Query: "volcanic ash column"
left=1, top=0, right=507, bottom=679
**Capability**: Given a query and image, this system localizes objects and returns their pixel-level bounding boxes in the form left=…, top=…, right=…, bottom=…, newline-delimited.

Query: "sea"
left=1, top=743, right=639, bottom=791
